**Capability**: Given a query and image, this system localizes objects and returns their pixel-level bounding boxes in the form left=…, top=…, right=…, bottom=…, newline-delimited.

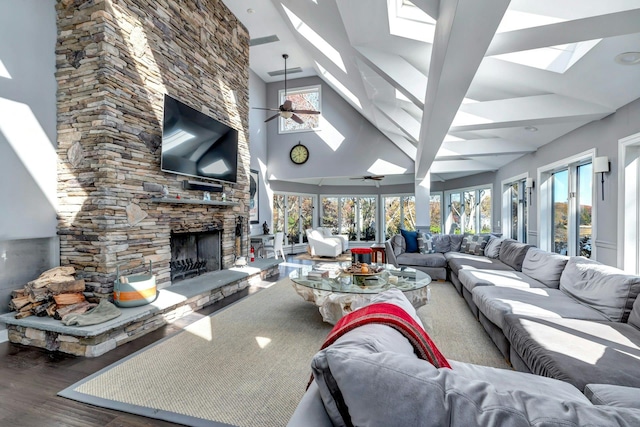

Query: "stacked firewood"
left=9, top=266, right=98, bottom=320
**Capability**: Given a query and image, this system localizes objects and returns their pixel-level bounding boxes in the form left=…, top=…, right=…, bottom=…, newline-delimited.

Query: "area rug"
left=59, top=279, right=508, bottom=427
left=59, top=279, right=332, bottom=427
left=294, top=251, right=352, bottom=262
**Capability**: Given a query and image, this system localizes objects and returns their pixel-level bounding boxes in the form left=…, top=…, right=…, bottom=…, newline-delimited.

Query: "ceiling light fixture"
left=247, top=8, right=255, bottom=14
left=524, top=126, right=538, bottom=132
left=614, top=52, right=640, bottom=65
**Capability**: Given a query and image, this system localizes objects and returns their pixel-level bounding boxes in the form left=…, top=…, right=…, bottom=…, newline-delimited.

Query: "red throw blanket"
left=320, top=302, right=451, bottom=369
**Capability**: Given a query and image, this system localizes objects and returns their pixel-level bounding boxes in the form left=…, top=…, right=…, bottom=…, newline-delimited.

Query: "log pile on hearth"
left=8, top=266, right=99, bottom=320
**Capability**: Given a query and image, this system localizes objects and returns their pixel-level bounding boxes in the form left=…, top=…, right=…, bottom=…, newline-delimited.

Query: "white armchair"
left=305, top=229, right=342, bottom=258
left=316, top=227, right=349, bottom=252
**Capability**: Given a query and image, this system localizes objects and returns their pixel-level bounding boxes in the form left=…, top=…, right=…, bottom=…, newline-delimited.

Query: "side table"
left=370, top=243, right=386, bottom=264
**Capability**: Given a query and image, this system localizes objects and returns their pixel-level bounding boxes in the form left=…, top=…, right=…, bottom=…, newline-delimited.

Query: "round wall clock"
left=290, top=143, right=309, bottom=165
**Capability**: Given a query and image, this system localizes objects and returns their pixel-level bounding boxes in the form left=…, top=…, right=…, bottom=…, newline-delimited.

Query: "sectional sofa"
left=288, top=289, right=640, bottom=426
left=384, top=232, right=640, bottom=393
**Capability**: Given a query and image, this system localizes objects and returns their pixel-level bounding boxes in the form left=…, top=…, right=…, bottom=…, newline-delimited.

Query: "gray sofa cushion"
left=504, top=314, right=640, bottom=391
left=458, top=269, right=548, bottom=293
left=310, top=344, right=640, bottom=427
left=445, top=252, right=514, bottom=276
left=484, top=237, right=504, bottom=259
left=431, top=234, right=451, bottom=253
left=521, top=248, right=569, bottom=289
left=629, top=297, right=640, bottom=329
left=498, top=239, right=533, bottom=271
left=585, top=384, right=640, bottom=409
left=449, top=234, right=464, bottom=252
left=472, top=286, right=610, bottom=329
left=396, top=252, right=447, bottom=268
left=560, top=257, right=640, bottom=322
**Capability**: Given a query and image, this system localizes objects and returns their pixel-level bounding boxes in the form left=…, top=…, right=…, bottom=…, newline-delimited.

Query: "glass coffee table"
left=289, top=263, right=431, bottom=324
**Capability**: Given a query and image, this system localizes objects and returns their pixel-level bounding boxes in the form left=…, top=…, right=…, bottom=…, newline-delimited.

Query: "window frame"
left=618, top=131, right=640, bottom=273
left=278, top=84, right=322, bottom=134
left=501, top=173, right=528, bottom=242
left=537, top=148, right=596, bottom=257
left=320, top=194, right=379, bottom=242
left=272, top=191, right=318, bottom=246
left=444, top=184, right=492, bottom=235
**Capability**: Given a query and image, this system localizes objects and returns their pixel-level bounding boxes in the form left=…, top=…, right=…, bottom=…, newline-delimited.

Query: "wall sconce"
left=593, top=156, right=610, bottom=201
left=525, top=177, right=535, bottom=205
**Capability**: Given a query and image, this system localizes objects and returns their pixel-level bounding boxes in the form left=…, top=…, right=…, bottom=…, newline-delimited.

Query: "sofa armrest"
left=584, top=384, right=640, bottom=409
left=385, top=239, right=399, bottom=267
left=287, top=381, right=334, bottom=427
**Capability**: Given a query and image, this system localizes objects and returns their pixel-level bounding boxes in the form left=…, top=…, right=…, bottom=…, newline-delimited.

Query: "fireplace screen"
left=170, top=230, right=221, bottom=281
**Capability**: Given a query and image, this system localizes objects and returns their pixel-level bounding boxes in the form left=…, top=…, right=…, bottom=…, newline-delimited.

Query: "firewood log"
left=47, top=279, right=85, bottom=295
left=33, top=301, right=54, bottom=317
left=55, top=301, right=95, bottom=320
left=15, top=311, right=33, bottom=319
left=27, top=287, right=51, bottom=303
left=9, top=296, right=30, bottom=311
left=53, top=293, right=85, bottom=306
left=46, top=303, right=58, bottom=317
left=11, top=289, right=26, bottom=299
left=28, top=266, right=76, bottom=289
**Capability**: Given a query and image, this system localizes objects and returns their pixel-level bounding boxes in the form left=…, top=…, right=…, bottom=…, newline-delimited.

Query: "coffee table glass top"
left=289, top=263, right=431, bottom=295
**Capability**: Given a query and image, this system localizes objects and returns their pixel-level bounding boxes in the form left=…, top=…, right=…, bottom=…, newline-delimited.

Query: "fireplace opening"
left=170, top=230, right=221, bottom=282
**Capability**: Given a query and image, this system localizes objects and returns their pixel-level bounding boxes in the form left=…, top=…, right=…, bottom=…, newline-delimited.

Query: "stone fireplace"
left=54, top=0, right=250, bottom=298
left=170, top=228, right=222, bottom=281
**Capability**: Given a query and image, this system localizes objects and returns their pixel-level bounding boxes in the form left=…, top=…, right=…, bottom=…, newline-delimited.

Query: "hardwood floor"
left=0, top=284, right=255, bottom=427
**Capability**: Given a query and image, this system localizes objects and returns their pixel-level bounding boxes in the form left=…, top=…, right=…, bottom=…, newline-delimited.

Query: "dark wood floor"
left=0, top=285, right=256, bottom=427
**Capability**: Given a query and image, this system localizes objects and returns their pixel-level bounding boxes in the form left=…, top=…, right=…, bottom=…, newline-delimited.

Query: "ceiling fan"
left=350, top=175, right=385, bottom=181
left=253, top=54, right=321, bottom=124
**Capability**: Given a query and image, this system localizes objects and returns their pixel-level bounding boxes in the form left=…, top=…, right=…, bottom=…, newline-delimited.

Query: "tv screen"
left=161, top=94, right=238, bottom=183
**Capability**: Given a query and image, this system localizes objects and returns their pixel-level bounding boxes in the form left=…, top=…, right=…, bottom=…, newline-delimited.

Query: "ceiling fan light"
left=281, top=111, right=293, bottom=119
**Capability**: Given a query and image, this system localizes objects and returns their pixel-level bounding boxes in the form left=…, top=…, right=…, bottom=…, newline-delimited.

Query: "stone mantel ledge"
left=1, top=259, right=281, bottom=357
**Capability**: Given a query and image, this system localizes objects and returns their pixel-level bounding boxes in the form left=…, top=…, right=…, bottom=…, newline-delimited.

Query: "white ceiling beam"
left=437, top=138, right=536, bottom=158
left=380, top=131, right=418, bottom=159
left=355, top=47, right=427, bottom=109
left=429, top=159, right=497, bottom=174
left=416, top=0, right=510, bottom=180
left=374, top=102, right=421, bottom=143
left=450, top=94, right=613, bottom=132
left=487, top=9, right=640, bottom=57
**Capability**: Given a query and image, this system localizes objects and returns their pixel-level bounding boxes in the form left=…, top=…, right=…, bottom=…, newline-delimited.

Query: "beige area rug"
left=294, top=251, right=352, bottom=262
left=59, top=279, right=508, bottom=427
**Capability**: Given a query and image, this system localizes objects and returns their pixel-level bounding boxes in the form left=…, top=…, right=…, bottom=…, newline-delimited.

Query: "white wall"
left=248, top=70, right=269, bottom=233
left=0, top=0, right=59, bottom=330
left=265, top=76, right=414, bottom=183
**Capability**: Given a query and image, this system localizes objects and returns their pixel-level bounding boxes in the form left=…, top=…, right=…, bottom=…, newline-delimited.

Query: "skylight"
left=387, top=0, right=436, bottom=44
left=281, top=4, right=346, bottom=73
left=0, top=59, right=11, bottom=79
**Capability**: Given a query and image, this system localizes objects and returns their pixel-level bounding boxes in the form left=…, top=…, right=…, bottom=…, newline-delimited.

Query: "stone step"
left=0, top=259, right=281, bottom=357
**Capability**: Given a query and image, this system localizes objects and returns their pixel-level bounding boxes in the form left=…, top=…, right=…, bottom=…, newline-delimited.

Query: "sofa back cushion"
left=629, top=297, right=640, bottom=329
left=498, top=239, right=533, bottom=271
left=521, top=248, right=569, bottom=288
left=560, top=257, right=640, bottom=322
left=389, top=234, right=406, bottom=256
left=448, top=234, right=463, bottom=252
left=431, top=234, right=451, bottom=253
left=461, top=234, right=491, bottom=256
left=484, top=237, right=504, bottom=259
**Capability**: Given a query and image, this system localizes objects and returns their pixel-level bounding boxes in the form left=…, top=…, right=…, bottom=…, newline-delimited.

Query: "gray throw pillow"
left=484, top=237, right=503, bottom=259
left=461, top=234, right=491, bottom=256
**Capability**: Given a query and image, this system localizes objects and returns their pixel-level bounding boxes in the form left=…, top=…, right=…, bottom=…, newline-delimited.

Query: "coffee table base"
left=292, top=282, right=430, bottom=325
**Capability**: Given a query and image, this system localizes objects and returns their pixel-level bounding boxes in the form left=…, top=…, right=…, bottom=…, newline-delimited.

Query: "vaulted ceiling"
left=222, top=0, right=640, bottom=184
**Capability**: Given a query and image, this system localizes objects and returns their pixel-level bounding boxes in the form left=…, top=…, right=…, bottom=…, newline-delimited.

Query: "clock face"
left=290, top=144, right=309, bottom=165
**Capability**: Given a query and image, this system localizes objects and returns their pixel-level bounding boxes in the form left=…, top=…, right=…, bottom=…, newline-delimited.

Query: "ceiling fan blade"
left=370, top=176, right=385, bottom=180
left=264, top=113, right=280, bottom=123
left=253, top=107, right=280, bottom=111
left=291, top=114, right=304, bottom=124
left=292, top=109, right=321, bottom=115
left=282, top=99, right=293, bottom=110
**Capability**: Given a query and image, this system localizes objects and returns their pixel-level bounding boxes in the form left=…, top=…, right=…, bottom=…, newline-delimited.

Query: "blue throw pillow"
left=400, top=229, right=419, bottom=253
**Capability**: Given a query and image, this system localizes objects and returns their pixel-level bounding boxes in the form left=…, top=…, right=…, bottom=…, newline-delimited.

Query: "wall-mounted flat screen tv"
left=161, top=94, right=238, bottom=183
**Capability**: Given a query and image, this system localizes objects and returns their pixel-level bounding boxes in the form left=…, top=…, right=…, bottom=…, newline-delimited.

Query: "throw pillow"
left=431, top=234, right=451, bottom=253
left=400, top=229, right=419, bottom=253
left=390, top=234, right=406, bottom=256
left=483, top=237, right=503, bottom=259
left=417, top=232, right=435, bottom=254
left=461, top=234, right=491, bottom=255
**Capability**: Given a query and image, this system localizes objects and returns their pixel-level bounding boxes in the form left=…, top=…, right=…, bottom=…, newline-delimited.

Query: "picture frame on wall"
left=249, top=169, right=259, bottom=224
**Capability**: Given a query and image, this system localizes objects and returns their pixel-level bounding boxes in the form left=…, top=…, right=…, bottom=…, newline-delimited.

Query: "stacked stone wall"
left=55, top=0, right=250, bottom=295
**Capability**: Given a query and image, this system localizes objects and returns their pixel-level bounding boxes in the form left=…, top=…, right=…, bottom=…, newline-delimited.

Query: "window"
left=619, top=132, right=640, bottom=274
left=539, top=150, right=594, bottom=257
left=278, top=85, right=321, bottom=134
left=445, top=187, right=492, bottom=235
left=502, top=176, right=528, bottom=242
left=321, top=196, right=377, bottom=242
left=383, top=195, right=415, bottom=239
left=273, top=192, right=316, bottom=245
left=429, top=193, right=442, bottom=234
